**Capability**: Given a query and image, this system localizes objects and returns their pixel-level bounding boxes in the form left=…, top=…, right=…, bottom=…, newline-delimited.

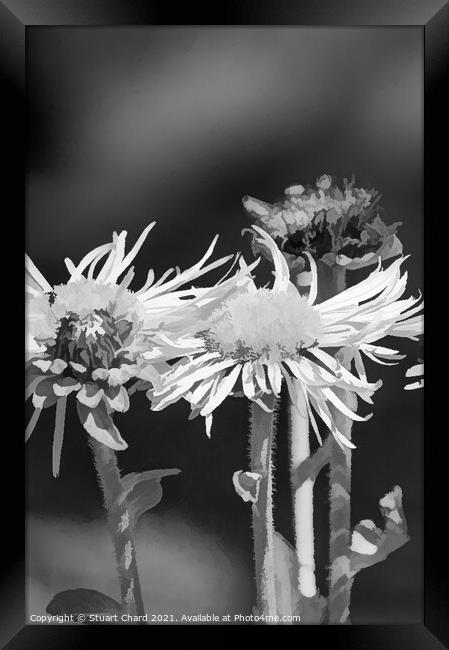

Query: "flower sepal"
left=31, top=376, right=60, bottom=410
left=76, top=400, right=128, bottom=450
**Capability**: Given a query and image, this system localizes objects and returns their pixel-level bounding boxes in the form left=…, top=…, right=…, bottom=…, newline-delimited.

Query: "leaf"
left=273, top=532, right=300, bottom=618
left=46, top=589, right=122, bottom=618
left=120, top=468, right=181, bottom=524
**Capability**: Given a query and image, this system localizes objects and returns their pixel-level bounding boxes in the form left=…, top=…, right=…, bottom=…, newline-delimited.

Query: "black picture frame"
left=3, top=1, right=447, bottom=647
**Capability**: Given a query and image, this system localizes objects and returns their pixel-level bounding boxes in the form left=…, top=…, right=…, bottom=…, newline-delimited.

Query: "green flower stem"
left=89, top=439, right=145, bottom=618
left=289, top=385, right=317, bottom=600
left=327, top=394, right=355, bottom=624
left=249, top=395, right=278, bottom=618
left=316, top=263, right=354, bottom=624
left=316, top=261, right=346, bottom=302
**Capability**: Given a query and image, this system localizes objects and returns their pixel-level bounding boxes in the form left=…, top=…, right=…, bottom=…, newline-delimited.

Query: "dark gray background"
left=26, top=27, right=423, bottom=623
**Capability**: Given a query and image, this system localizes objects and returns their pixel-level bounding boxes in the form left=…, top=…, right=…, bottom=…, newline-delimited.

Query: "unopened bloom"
left=242, top=175, right=402, bottom=275
left=150, top=227, right=423, bottom=444
left=26, top=223, right=254, bottom=475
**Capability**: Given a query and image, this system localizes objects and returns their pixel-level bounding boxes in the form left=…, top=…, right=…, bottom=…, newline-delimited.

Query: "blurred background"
left=26, top=27, right=423, bottom=623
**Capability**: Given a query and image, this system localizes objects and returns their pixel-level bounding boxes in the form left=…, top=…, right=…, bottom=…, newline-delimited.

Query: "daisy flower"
left=151, top=227, right=423, bottom=445
left=242, top=174, right=403, bottom=277
left=26, top=222, right=255, bottom=475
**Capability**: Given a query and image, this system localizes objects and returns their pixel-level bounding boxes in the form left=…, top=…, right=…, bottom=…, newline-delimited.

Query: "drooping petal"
left=354, top=349, right=367, bottom=382
left=205, top=413, right=213, bottom=438
left=200, top=364, right=242, bottom=416
left=321, top=387, right=371, bottom=422
left=307, top=389, right=356, bottom=449
left=156, top=358, right=237, bottom=398
left=266, top=360, right=282, bottom=396
left=299, top=383, right=322, bottom=444
left=308, top=348, right=380, bottom=396
left=241, top=362, right=256, bottom=399
left=189, top=375, right=220, bottom=405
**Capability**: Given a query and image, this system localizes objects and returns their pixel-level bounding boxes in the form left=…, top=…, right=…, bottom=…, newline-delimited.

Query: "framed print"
left=1, top=0, right=447, bottom=647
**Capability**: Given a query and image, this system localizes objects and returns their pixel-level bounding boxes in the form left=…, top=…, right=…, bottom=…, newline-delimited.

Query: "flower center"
left=202, top=289, right=322, bottom=361
left=29, top=279, right=144, bottom=379
left=51, top=309, right=135, bottom=373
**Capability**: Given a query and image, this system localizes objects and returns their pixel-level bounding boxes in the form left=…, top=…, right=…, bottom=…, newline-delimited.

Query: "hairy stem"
left=316, top=263, right=354, bottom=624
left=89, top=439, right=145, bottom=618
left=249, top=395, right=278, bottom=618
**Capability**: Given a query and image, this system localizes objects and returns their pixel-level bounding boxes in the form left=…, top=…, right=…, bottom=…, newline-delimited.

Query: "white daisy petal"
left=405, top=363, right=424, bottom=378
left=116, top=222, right=156, bottom=278
left=252, top=225, right=290, bottom=293
left=242, top=362, right=256, bottom=399
left=164, top=358, right=237, bottom=393
left=200, top=365, right=242, bottom=416
left=205, top=413, right=213, bottom=438
left=65, top=244, right=112, bottom=282
left=321, top=387, right=371, bottom=422
left=307, top=390, right=356, bottom=449
left=266, top=361, right=282, bottom=396
left=404, top=379, right=424, bottom=390
left=190, top=375, right=221, bottom=404
left=299, top=383, right=322, bottom=444
left=25, top=254, right=52, bottom=293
